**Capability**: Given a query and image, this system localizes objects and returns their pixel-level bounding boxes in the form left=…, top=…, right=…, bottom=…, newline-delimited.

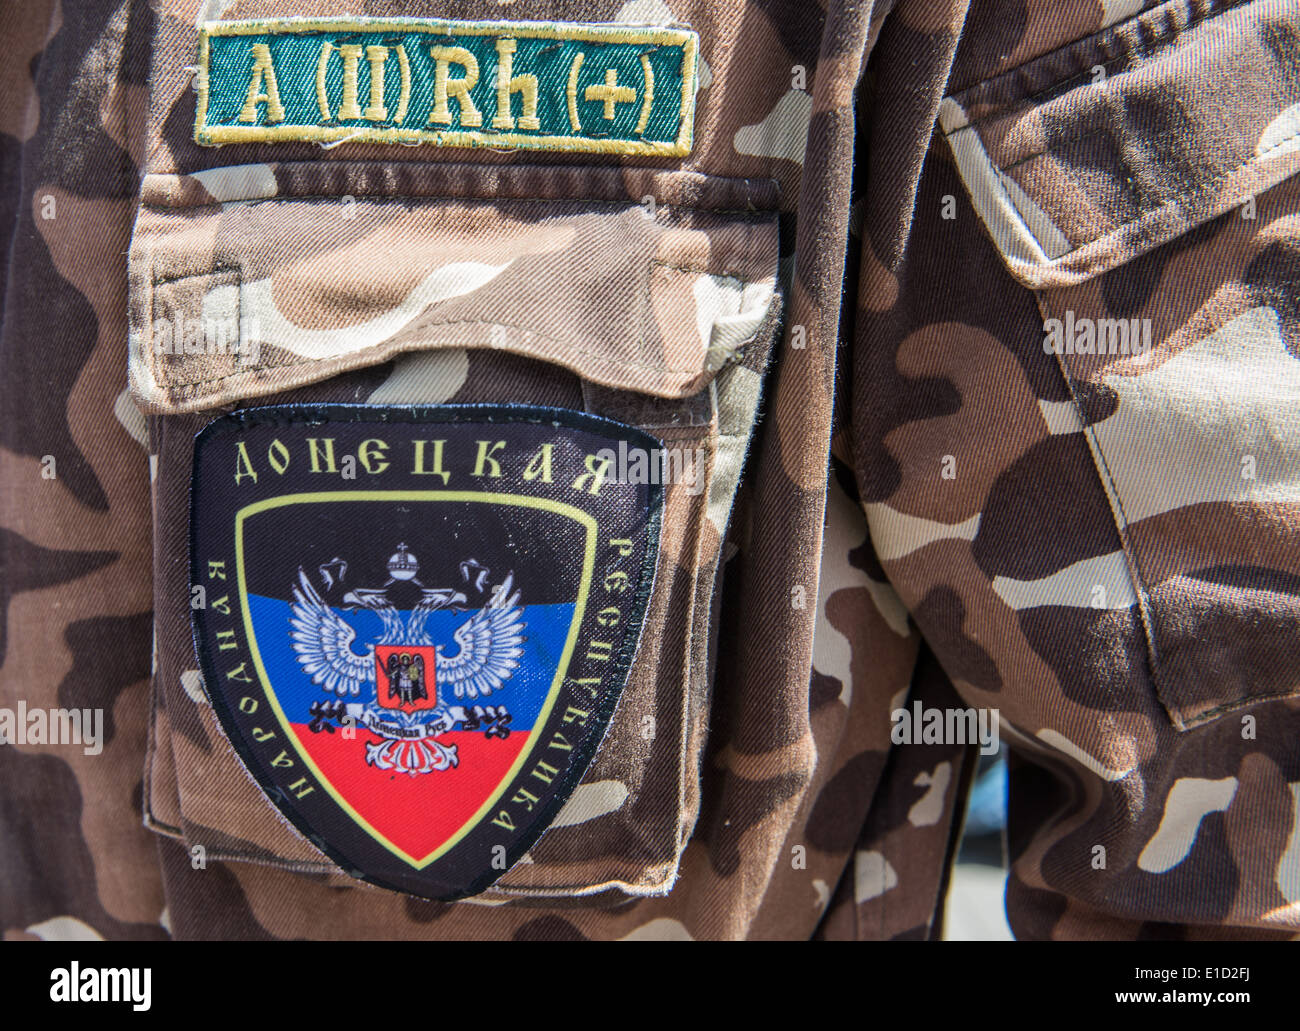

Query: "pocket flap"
left=940, top=0, right=1300, bottom=288
left=128, top=162, right=779, bottom=411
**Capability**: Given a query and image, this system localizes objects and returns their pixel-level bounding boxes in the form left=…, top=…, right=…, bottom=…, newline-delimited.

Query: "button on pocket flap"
left=940, top=0, right=1300, bottom=289
left=128, top=161, right=780, bottom=412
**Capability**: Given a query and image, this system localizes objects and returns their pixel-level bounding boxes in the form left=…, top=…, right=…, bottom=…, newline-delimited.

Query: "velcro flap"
left=128, top=162, right=779, bottom=412
left=940, top=0, right=1300, bottom=288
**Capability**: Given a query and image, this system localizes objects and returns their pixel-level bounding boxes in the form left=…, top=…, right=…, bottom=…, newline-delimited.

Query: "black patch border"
left=188, top=403, right=664, bottom=900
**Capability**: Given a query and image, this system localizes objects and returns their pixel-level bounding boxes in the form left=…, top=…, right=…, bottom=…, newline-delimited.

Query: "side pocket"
left=132, top=160, right=781, bottom=899
left=942, top=0, right=1300, bottom=728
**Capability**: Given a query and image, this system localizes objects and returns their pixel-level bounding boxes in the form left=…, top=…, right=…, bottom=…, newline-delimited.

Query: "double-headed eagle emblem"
left=289, top=544, right=526, bottom=700
left=288, top=545, right=526, bottom=774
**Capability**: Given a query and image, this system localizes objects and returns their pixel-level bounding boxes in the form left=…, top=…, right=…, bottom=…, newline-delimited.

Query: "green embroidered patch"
left=195, top=18, right=698, bottom=156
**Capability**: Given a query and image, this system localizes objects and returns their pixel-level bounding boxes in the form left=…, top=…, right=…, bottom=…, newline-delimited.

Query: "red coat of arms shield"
left=375, top=644, right=438, bottom=711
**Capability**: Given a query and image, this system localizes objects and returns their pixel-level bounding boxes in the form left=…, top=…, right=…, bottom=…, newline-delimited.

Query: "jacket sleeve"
left=851, top=0, right=1300, bottom=940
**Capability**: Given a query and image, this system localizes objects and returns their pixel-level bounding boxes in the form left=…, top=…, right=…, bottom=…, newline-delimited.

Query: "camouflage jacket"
left=3, top=0, right=1299, bottom=940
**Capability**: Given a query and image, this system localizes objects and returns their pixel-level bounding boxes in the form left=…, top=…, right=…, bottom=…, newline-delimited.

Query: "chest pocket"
left=941, top=0, right=1300, bottom=729
left=132, top=158, right=781, bottom=900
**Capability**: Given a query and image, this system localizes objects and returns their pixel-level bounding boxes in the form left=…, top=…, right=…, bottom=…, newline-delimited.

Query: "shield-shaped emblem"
left=189, top=405, right=663, bottom=900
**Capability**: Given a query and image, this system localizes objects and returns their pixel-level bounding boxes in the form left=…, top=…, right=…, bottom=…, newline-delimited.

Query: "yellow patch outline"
left=195, top=17, right=698, bottom=156
left=233, top=489, right=597, bottom=869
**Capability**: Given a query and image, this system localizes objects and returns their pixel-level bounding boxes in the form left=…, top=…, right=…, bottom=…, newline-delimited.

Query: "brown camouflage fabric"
left=2, top=0, right=1299, bottom=940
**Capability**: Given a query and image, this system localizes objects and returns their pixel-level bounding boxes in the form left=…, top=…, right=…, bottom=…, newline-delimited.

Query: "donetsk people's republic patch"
left=189, top=405, right=663, bottom=900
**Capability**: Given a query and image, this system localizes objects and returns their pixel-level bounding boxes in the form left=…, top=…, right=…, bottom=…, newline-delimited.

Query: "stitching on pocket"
left=945, top=121, right=1060, bottom=260
left=146, top=263, right=772, bottom=389
left=142, top=684, right=184, bottom=838
left=939, top=0, right=1292, bottom=276
left=997, top=117, right=1300, bottom=181
left=143, top=192, right=777, bottom=218
left=947, top=0, right=1254, bottom=137
left=152, top=318, right=719, bottom=389
left=957, top=120, right=1300, bottom=274
left=1034, top=292, right=1162, bottom=718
